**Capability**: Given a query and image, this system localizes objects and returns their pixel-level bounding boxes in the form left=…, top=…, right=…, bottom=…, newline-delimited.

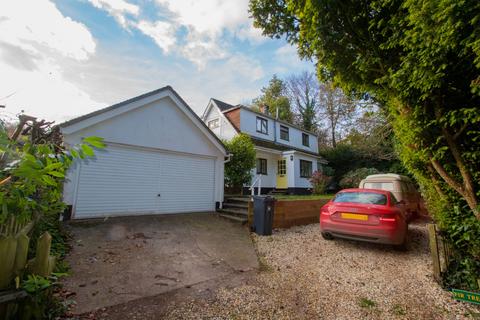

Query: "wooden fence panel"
left=13, top=234, right=29, bottom=277
left=0, top=237, right=18, bottom=289
left=30, top=232, right=55, bottom=277
left=427, top=224, right=442, bottom=282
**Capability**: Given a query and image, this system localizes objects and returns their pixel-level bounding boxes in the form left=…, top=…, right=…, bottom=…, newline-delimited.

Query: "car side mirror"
left=397, top=200, right=406, bottom=205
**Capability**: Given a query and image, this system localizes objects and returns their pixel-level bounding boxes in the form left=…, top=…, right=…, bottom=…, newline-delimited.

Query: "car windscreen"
left=363, top=182, right=394, bottom=191
left=333, top=192, right=387, bottom=205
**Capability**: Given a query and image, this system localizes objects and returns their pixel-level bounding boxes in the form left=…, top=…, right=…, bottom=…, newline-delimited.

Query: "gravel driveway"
left=162, top=219, right=480, bottom=319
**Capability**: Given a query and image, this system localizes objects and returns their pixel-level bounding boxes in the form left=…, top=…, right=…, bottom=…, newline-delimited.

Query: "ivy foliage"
left=223, top=134, right=256, bottom=192
left=250, top=0, right=480, bottom=289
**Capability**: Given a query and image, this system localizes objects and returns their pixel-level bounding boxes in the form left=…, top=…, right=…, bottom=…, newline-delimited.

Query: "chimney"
left=259, top=104, right=269, bottom=115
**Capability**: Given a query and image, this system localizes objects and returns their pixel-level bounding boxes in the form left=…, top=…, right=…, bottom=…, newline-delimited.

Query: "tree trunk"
left=331, top=126, right=336, bottom=148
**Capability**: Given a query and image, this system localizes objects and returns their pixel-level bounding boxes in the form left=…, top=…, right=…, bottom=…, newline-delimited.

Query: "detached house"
left=202, top=98, right=326, bottom=195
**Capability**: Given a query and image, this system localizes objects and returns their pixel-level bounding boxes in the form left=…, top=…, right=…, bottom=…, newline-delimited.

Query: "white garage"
left=61, top=86, right=227, bottom=219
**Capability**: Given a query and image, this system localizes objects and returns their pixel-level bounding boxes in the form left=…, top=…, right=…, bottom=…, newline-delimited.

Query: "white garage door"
left=74, top=145, right=215, bottom=218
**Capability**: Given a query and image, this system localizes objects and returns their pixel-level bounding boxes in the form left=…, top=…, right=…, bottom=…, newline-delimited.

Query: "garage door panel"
left=158, top=153, right=214, bottom=213
left=74, top=145, right=215, bottom=218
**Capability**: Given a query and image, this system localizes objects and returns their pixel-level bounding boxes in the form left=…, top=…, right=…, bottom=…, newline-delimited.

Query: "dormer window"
left=280, top=125, right=289, bottom=141
left=256, top=117, right=268, bottom=134
left=208, top=118, right=219, bottom=129
left=302, top=133, right=310, bottom=147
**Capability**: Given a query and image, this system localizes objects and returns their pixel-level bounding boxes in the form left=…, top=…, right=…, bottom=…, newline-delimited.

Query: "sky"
left=0, top=0, right=315, bottom=123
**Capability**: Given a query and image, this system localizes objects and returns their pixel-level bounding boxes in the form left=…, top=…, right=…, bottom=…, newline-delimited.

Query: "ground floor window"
left=300, top=160, right=312, bottom=178
left=257, top=158, right=267, bottom=175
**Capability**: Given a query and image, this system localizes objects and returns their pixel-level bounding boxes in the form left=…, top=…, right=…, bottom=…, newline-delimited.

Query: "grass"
left=273, top=194, right=333, bottom=201
left=359, top=298, right=376, bottom=308
left=392, top=304, right=407, bottom=316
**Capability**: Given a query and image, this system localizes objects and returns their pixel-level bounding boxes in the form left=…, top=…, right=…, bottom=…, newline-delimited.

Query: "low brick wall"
left=248, top=198, right=331, bottom=229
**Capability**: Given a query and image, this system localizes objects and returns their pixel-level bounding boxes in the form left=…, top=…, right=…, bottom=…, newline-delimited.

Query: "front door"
left=276, top=158, right=288, bottom=189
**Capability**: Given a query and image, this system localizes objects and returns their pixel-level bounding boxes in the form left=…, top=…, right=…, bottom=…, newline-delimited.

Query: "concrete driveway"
left=63, top=213, right=259, bottom=314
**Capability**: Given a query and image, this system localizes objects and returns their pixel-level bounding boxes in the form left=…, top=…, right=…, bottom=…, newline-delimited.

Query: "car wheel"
left=321, top=232, right=334, bottom=240
left=393, top=239, right=408, bottom=251
left=393, top=226, right=409, bottom=251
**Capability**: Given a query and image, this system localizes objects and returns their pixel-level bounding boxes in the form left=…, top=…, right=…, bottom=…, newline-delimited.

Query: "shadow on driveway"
left=63, top=213, right=258, bottom=314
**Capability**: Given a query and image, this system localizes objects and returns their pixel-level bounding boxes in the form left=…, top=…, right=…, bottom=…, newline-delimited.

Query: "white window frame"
left=208, top=118, right=220, bottom=129
left=256, top=117, right=268, bottom=134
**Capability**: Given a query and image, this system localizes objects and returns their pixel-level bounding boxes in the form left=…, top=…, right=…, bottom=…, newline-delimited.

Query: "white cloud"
left=179, top=32, right=227, bottom=69
left=85, top=0, right=267, bottom=69
left=224, top=55, right=264, bottom=81
left=0, top=0, right=96, bottom=60
left=0, top=56, right=106, bottom=122
left=136, top=20, right=176, bottom=53
left=0, top=0, right=103, bottom=121
left=87, top=0, right=139, bottom=28
left=273, top=44, right=313, bottom=74
left=153, top=0, right=265, bottom=67
left=156, top=0, right=250, bottom=37
left=236, top=24, right=265, bottom=43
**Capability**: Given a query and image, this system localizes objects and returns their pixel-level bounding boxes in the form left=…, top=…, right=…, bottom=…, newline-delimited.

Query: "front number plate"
left=341, top=213, right=368, bottom=221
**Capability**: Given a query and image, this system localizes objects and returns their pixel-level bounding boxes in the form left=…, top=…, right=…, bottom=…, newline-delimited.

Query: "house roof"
left=250, top=136, right=327, bottom=161
left=211, top=98, right=236, bottom=112
left=222, top=105, right=319, bottom=137
left=59, top=86, right=227, bottom=154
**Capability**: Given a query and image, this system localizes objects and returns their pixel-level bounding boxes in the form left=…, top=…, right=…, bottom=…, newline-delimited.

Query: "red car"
left=320, top=188, right=408, bottom=248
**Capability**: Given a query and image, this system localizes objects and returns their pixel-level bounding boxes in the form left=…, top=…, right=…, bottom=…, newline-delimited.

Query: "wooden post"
left=31, top=232, right=54, bottom=277
left=427, top=224, right=441, bottom=282
left=248, top=199, right=253, bottom=227
left=0, top=237, right=18, bottom=289
left=13, top=234, right=29, bottom=276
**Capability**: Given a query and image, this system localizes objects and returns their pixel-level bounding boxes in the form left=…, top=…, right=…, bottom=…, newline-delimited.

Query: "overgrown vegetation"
left=0, top=116, right=104, bottom=318
left=309, top=171, right=332, bottom=194
left=250, top=0, right=480, bottom=290
left=223, top=133, right=256, bottom=193
left=339, top=168, right=380, bottom=189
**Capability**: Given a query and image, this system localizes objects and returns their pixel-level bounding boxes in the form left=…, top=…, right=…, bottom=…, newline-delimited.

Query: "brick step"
left=217, top=208, right=248, bottom=217
left=225, top=197, right=251, bottom=203
left=218, top=214, right=248, bottom=224
left=223, top=202, right=248, bottom=210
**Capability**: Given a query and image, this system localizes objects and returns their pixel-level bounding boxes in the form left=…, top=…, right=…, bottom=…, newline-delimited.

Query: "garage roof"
left=59, top=86, right=226, bottom=155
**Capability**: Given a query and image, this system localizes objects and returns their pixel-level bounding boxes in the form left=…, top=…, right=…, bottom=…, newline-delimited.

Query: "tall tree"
left=253, top=75, right=293, bottom=122
left=250, top=0, right=480, bottom=288
left=286, top=71, right=319, bottom=131
left=318, top=82, right=355, bottom=148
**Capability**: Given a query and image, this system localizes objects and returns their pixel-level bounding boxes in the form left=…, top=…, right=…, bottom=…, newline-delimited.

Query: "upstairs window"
left=300, top=160, right=312, bottom=178
left=280, top=125, right=289, bottom=141
left=256, top=117, right=268, bottom=134
left=256, top=158, right=268, bottom=175
left=208, top=118, right=219, bottom=129
left=302, top=133, right=310, bottom=147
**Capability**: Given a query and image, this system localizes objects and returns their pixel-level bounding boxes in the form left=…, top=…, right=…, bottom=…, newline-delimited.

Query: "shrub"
left=223, top=134, right=256, bottom=192
left=310, top=171, right=332, bottom=194
left=339, top=168, right=380, bottom=189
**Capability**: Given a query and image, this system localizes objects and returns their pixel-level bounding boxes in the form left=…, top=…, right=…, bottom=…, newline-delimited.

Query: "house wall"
left=239, top=108, right=318, bottom=153
left=239, top=109, right=275, bottom=141
left=250, top=149, right=279, bottom=189
left=63, top=95, right=225, bottom=206
left=275, top=124, right=318, bottom=153
left=204, top=102, right=237, bottom=141
left=292, top=153, right=322, bottom=189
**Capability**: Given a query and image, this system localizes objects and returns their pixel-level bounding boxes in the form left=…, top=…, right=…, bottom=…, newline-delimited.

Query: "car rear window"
left=333, top=192, right=387, bottom=205
left=363, top=182, right=394, bottom=191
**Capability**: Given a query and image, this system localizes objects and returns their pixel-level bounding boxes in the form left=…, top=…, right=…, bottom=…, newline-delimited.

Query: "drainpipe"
left=273, top=107, right=278, bottom=143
